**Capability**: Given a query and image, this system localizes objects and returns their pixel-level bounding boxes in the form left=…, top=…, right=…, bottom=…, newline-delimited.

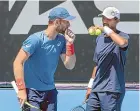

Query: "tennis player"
left=86, top=7, right=129, bottom=111
left=13, top=7, right=76, bottom=111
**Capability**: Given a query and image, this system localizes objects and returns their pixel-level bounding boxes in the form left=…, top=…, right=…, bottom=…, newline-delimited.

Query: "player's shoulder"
left=57, top=33, right=66, bottom=41
left=57, top=33, right=65, bottom=38
left=118, top=30, right=130, bottom=39
left=33, top=30, right=44, bottom=38
left=119, top=31, right=129, bottom=36
left=28, top=30, right=44, bottom=41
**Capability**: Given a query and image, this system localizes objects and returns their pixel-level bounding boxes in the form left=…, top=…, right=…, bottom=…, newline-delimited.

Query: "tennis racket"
left=70, top=100, right=88, bottom=111
left=11, top=81, right=42, bottom=111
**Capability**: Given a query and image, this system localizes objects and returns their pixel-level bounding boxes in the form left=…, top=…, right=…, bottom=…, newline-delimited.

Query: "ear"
left=53, top=19, right=58, bottom=27
left=54, top=19, right=61, bottom=27
left=116, top=19, right=120, bottom=23
left=55, top=19, right=60, bottom=24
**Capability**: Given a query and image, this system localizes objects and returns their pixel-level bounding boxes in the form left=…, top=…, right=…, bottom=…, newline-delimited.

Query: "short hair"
left=114, top=17, right=118, bottom=20
left=48, top=20, right=54, bottom=25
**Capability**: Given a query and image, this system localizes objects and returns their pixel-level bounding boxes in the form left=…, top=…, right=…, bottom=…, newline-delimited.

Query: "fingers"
left=84, top=93, right=89, bottom=103
left=89, top=26, right=98, bottom=30
left=66, top=29, right=75, bottom=38
left=65, top=29, right=75, bottom=43
left=19, top=98, right=22, bottom=105
left=88, top=26, right=96, bottom=32
left=20, top=99, right=26, bottom=108
left=89, top=25, right=103, bottom=32
left=18, top=94, right=26, bottom=108
left=85, top=93, right=89, bottom=101
left=82, top=95, right=89, bottom=105
left=83, top=99, right=88, bottom=104
left=18, top=98, right=26, bottom=108
left=17, top=90, right=27, bottom=109
left=65, top=29, right=68, bottom=35
left=84, top=88, right=92, bottom=103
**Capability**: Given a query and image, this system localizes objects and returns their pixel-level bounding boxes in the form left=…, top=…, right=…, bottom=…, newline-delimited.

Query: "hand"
left=88, top=25, right=104, bottom=32
left=85, top=88, right=92, bottom=102
left=64, top=29, right=75, bottom=43
left=17, top=89, right=27, bottom=108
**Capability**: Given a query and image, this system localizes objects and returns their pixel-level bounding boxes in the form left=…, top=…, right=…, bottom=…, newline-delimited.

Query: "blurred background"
left=0, top=0, right=139, bottom=84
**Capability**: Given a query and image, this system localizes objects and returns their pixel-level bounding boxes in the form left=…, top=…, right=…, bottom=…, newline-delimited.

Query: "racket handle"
left=82, top=99, right=88, bottom=104
left=11, top=81, right=19, bottom=93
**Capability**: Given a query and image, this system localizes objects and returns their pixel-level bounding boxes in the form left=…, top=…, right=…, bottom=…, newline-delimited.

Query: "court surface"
left=0, top=88, right=139, bottom=111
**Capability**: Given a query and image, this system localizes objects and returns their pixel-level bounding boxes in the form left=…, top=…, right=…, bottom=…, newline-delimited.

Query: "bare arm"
left=60, top=53, right=76, bottom=70
left=13, top=49, right=29, bottom=84
left=13, top=34, right=39, bottom=106
left=87, top=65, right=97, bottom=88
left=89, top=26, right=129, bottom=48
left=109, top=32, right=128, bottom=48
left=85, top=65, right=97, bottom=101
left=13, top=48, right=30, bottom=107
left=103, top=26, right=129, bottom=48
left=60, top=29, right=76, bottom=70
left=91, top=66, right=97, bottom=79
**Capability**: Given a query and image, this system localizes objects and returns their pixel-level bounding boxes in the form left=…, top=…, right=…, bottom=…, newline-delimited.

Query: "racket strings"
left=71, top=100, right=88, bottom=111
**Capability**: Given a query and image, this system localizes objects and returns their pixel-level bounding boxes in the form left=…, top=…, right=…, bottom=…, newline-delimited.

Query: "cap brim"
left=64, top=15, right=76, bottom=21
left=98, top=13, right=115, bottom=19
left=98, top=13, right=103, bottom=17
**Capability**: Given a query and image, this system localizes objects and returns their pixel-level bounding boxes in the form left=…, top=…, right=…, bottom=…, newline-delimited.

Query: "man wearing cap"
left=85, top=7, right=129, bottom=111
left=13, top=7, right=76, bottom=111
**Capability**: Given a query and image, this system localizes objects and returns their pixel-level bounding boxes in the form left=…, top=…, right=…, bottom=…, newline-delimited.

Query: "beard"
left=56, top=25, right=67, bottom=34
left=103, top=23, right=109, bottom=27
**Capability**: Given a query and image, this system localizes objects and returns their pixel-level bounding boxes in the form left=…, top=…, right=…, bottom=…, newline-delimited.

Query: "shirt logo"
left=25, top=44, right=31, bottom=48
left=57, top=41, right=61, bottom=47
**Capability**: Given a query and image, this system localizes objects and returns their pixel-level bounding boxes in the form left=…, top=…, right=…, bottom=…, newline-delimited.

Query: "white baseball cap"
left=98, top=7, right=120, bottom=19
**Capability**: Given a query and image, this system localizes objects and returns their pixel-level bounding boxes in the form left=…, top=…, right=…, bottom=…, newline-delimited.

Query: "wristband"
left=103, top=26, right=113, bottom=35
left=66, top=43, right=75, bottom=56
left=88, top=78, right=94, bottom=88
left=16, top=78, right=26, bottom=90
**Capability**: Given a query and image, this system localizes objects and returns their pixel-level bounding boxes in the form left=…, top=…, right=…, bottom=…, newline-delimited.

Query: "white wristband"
left=103, top=26, right=113, bottom=35
left=88, top=78, right=94, bottom=88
